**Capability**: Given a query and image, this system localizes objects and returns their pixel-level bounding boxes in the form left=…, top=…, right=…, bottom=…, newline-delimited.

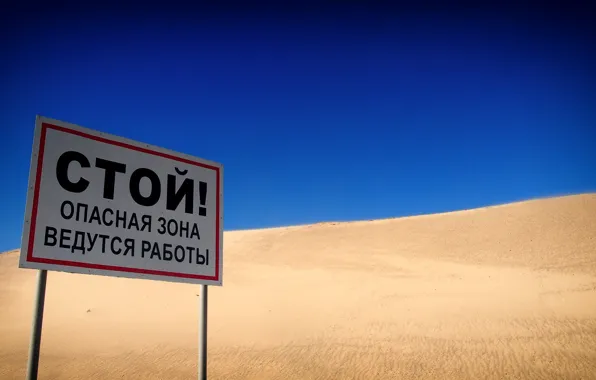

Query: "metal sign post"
left=198, top=284, right=208, bottom=380
left=19, top=115, right=224, bottom=380
left=26, top=269, right=48, bottom=380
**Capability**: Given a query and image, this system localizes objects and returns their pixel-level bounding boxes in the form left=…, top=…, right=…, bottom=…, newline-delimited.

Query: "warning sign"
left=19, top=116, right=224, bottom=285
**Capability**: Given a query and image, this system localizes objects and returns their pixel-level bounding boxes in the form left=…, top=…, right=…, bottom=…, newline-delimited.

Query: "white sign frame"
left=19, top=115, right=224, bottom=286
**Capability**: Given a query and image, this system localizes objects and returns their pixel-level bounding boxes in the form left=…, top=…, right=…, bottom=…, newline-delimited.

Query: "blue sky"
left=1, top=3, right=595, bottom=252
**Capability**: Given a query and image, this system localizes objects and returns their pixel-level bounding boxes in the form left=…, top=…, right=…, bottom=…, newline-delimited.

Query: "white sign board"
left=19, top=116, right=224, bottom=285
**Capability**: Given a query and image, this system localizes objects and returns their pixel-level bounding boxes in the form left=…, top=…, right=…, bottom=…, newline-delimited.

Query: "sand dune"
left=2, top=193, right=596, bottom=379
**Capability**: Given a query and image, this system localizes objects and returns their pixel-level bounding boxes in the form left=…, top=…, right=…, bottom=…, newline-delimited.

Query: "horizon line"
left=2, top=190, right=594, bottom=254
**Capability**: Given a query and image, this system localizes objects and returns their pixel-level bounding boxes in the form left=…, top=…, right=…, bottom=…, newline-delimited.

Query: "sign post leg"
left=26, top=269, right=48, bottom=380
left=198, top=284, right=208, bottom=380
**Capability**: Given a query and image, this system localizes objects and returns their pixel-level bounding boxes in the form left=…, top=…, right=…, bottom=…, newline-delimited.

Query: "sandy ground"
left=1, top=193, right=596, bottom=379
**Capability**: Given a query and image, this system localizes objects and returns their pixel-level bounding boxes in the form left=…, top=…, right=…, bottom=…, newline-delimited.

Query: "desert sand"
left=1, top=193, right=596, bottom=379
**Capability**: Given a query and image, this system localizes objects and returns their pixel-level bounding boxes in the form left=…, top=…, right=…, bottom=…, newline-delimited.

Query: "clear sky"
left=1, top=3, right=595, bottom=252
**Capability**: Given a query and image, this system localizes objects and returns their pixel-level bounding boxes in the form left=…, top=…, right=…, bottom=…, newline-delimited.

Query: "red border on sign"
left=27, top=122, right=221, bottom=282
